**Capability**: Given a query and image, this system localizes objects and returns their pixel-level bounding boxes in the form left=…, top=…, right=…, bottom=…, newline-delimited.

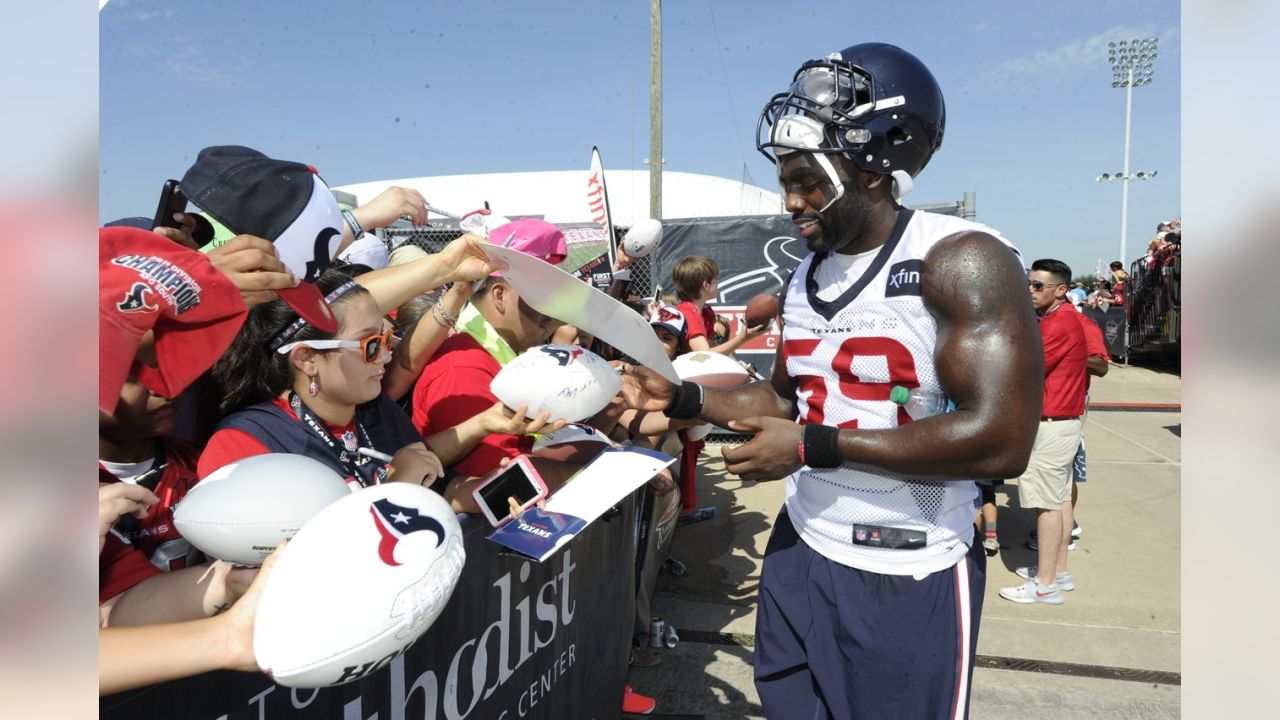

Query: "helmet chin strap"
left=890, top=170, right=914, bottom=200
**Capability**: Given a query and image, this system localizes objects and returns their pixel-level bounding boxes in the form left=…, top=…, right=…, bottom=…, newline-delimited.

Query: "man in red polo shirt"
left=1001, top=259, right=1087, bottom=605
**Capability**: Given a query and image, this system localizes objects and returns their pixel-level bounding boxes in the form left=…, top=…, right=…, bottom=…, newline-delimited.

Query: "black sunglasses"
left=1028, top=280, right=1065, bottom=291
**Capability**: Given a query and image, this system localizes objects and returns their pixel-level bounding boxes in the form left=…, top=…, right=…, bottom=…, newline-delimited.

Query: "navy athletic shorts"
left=754, top=509, right=986, bottom=720
left=1071, top=437, right=1087, bottom=483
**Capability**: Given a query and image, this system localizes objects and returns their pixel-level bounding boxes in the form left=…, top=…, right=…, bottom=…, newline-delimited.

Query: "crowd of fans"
left=97, top=145, right=767, bottom=712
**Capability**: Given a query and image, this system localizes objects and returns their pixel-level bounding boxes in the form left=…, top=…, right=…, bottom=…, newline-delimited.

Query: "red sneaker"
left=622, top=684, right=656, bottom=715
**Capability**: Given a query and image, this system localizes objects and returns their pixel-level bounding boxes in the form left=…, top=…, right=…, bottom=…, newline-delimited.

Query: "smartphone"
left=472, top=455, right=549, bottom=528
left=152, top=179, right=189, bottom=231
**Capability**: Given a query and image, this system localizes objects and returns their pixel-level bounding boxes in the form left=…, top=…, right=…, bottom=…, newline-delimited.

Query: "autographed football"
left=672, top=351, right=752, bottom=389
left=491, top=344, right=622, bottom=423
left=673, top=352, right=753, bottom=441
left=253, top=483, right=465, bottom=688
left=173, top=454, right=351, bottom=567
left=531, top=422, right=615, bottom=464
left=622, top=218, right=663, bottom=259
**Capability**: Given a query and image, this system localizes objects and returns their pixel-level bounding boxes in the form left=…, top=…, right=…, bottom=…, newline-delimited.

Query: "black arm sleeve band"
left=803, top=423, right=842, bottom=469
left=664, top=381, right=704, bottom=420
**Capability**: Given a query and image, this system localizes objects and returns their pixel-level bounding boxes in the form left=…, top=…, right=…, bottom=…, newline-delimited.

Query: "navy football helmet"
left=756, top=42, right=946, bottom=197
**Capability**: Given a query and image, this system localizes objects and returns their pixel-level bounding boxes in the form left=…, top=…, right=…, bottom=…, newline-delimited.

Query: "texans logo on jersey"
left=540, top=346, right=584, bottom=366
left=368, top=498, right=445, bottom=566
left=117, top=282, right=159, bottom=313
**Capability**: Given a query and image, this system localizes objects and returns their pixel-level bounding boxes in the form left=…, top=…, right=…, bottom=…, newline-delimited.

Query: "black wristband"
left=342, top=209, right=364, bottom=238
left=664, top=381, right=704, bottom=420
left=803, top=424, right=842, bottom=469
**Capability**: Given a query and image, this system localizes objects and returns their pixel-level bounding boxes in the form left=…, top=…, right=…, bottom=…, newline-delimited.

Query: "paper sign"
left=487, top=446, right=676, bottom=561
left=480, top=244, right=680, bottom=384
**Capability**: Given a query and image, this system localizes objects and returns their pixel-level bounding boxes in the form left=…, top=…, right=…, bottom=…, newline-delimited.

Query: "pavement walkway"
left=626, top=363, right=1181, bottom=719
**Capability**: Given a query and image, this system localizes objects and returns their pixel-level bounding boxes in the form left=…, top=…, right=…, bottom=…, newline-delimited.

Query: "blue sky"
left=100, top=0, right=1179, bottom=278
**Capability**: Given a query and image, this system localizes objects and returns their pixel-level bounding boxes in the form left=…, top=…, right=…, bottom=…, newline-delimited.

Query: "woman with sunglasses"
left=197, top=268, right=445, bottom=489
left=199, top=266, right=555, bottom=493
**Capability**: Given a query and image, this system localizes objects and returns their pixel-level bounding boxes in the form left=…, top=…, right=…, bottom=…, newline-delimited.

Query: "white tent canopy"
left=334, top=169, right=782, bottom=226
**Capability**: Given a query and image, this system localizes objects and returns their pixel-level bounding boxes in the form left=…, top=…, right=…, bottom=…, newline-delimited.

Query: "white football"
left=491, top=344, right=622, bottom=423
left=673, top=352, right=753, bottom=441
left=673, top=351, right=752, bottom=389
left=253, top=483, right=465, bottom=688
left=531, top=422, right=615, bottom=464
left=622, top=218, right=662, bottom=258
left=174, top=454, right=351, bottom=567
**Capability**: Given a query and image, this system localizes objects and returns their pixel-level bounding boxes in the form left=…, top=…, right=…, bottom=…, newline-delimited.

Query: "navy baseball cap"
left=181, top=145, right=343, bottom=333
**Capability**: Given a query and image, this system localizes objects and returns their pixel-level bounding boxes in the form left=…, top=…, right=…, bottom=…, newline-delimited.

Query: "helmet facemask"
left=757, top=53, right=921, bottom=199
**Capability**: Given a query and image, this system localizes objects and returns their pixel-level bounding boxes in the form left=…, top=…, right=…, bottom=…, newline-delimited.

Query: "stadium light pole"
left=1103, top=37, right=1158, bottom=268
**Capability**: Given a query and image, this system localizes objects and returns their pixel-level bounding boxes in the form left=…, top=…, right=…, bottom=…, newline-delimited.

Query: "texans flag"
left=369, top=498, right=445, bottom=566
left=587, top=146, right=618, bottom=268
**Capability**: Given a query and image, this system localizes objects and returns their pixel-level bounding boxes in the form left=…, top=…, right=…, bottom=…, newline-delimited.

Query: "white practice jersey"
left=780, top=208, right=1019, bottom=576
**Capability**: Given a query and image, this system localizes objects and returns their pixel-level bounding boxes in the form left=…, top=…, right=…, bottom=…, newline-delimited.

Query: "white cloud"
left=974, top=26, right=1179, bottom=90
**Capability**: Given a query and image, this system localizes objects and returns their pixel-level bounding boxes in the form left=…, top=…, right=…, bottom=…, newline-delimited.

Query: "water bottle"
left=890, top=386, right=951, bottom=421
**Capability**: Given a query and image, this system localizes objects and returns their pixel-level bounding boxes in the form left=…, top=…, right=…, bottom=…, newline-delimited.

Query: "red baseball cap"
left=99, top=226, right=249, bottom=414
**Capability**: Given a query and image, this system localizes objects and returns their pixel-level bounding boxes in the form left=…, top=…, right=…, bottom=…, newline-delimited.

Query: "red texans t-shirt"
left=1039, top=303, right=1088, bottom=418
left=411, top=333, right=533, bottom=477
left=100, top=436, right=205, bottom=571
left=675, top=301, right=717, bottom=342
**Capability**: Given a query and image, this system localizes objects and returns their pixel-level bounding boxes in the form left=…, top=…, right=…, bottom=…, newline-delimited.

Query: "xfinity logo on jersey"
left=111, top=254, right=203, bottom=313
left=885, top=259, right=924, bottom=297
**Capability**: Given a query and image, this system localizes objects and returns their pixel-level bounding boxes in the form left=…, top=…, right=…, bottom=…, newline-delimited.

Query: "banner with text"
left=100, top=497, right=638, bottom=720
left=651, top=215, right=803, bottom=379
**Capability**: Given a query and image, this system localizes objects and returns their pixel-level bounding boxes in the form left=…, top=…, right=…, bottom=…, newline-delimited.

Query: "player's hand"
left=206, top=235, right=299, bottom=306
left=351, top=186, right=428, bottom=229
left=479, top=402, right=564, bottom=436
left=219, top=542, right=285, bottom=672
left=386, top=444, right=444, bottom=486
left=618, top=362, right=675, bottom=413
left=436, top=233, right=507, bottom=284
left=98, top=483, right=160, bottom=554
left=722, top=416, right=805, bottom=482
left=152, top=212, right=201, bottom=250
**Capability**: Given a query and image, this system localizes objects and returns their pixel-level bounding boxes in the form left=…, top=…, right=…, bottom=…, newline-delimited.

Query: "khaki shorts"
left=1016, top=418, right=1083, bottom=510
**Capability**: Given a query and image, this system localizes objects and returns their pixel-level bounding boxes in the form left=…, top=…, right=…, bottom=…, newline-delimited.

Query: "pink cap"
left=486, top=219, right=567, bottom=275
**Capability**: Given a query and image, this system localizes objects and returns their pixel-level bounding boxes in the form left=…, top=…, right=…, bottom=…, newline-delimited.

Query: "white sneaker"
left=982, top=536, right=1000, bottom=556
left=1015, top=566, right=1075, bottom=591
left=999, top=577, right=1065, bottom=605
left=1071, top=521, right=1082, bottom=539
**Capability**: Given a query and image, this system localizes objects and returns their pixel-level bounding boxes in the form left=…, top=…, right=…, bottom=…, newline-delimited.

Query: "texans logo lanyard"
left=288, top=392, right=388, bottom=486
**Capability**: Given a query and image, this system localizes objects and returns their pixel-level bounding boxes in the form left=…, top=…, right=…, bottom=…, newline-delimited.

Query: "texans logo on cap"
left=369, top=498, right=446, bottom=566
left=656, top=307, right=680, bottom=323
left=117, top=282, right=159, bottom=313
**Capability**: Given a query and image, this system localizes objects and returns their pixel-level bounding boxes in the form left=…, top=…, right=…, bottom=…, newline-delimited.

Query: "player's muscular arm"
left=699, top=334, right=798, bottom=426
left=835, top=232, right=1042, bottom=477
left=619, top=337, right=796, bottom=425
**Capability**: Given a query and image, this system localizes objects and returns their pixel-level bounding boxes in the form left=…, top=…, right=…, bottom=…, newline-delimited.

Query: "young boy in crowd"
left=670, top=256, right=766, bottom=355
